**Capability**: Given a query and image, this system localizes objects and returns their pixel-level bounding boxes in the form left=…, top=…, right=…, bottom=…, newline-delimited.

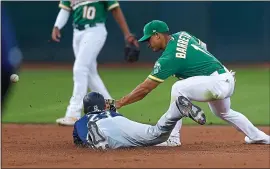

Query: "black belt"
left=73, top=23, right=97, bottom=31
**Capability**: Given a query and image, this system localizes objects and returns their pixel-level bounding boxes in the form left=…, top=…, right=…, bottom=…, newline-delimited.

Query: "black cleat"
left=176, top=96, right=206, bottom=125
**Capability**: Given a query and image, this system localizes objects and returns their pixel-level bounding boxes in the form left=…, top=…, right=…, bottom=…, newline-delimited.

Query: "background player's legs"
left=208, top=98, right=269, bottom=143
left=65, top=25, right=107, bottom=119
left=87, top=60, right=112, bottom=99
left=55, top=29, right=82, bottom=125
left=97, top=100, right=184, bottom=149
left=72, top=30, right=80, bottom=60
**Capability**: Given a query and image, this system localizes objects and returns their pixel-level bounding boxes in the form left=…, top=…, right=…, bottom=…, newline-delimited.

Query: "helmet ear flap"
left=83, top=95, right=90, bottom=114
left=83, top=105, right=88, bottom=114
left=87, top=106, right=91, bottom=114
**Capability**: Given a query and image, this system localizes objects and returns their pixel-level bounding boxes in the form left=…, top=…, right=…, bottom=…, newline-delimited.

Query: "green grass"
left=2, top=67, right=269, bottom=125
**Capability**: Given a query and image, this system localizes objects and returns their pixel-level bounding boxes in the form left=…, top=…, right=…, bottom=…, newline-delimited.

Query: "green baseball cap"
left=139, top=20, right=169, bottom=42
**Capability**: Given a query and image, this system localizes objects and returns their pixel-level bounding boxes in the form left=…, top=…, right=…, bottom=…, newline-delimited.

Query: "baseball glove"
left=105, top=99, right=117, bottom=112
left=124, top=35, right=140, bottom=63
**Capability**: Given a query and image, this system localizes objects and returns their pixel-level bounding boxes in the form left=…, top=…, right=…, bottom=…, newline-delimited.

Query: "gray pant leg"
left=147, top=100, right=184, bottom=144
left=97, top=101, right=184, bottom=149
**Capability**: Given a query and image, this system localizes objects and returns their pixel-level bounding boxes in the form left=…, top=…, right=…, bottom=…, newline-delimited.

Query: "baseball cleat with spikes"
left=244, top=136, right=270, bottom=145
left=155, top=135, right=181, bottom=147
left=56, top=116, right=80, bottom=126
left=176, top=96, right=206, bottom=125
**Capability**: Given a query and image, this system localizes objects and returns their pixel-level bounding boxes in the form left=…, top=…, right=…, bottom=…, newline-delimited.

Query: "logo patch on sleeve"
left=153, top=62, right=161, bottom=74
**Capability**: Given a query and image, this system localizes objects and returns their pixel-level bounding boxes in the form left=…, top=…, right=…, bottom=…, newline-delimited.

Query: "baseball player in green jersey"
left=115, top=20, right=270, bottom=146
left=51, top=0, right=138, bottom=126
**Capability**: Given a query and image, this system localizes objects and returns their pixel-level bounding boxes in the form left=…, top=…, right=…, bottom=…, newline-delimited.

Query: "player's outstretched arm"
left=51, top=9, right=70, bottom=42
left=116, top=78, right=160, bottom=109
left=111, top=7, right=139, bottom=47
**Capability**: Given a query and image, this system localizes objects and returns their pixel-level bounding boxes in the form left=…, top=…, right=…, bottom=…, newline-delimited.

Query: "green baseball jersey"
left=148, top=31, right=225, bottom=83
left=59, top=0, right=119, bottom=26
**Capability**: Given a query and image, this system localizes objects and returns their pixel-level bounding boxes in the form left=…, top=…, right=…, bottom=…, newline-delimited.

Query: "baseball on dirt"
left=10, top=74, right=19, bottom=83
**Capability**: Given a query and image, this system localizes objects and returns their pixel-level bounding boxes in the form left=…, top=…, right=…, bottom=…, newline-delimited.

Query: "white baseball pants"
left=170, top=67, right=269, bottom=141
left=66, top=24, right=112, bottom=118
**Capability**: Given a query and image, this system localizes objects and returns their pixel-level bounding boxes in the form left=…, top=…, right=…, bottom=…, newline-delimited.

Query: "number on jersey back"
left=87, top=110, right=122, bottom=122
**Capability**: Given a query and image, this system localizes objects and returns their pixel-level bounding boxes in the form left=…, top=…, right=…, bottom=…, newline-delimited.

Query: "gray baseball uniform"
left=73, top=100, right=183, bottom=149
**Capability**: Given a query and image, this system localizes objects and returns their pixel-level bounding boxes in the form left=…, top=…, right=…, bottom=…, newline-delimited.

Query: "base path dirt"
left=2, top=124, right=270, bottom=168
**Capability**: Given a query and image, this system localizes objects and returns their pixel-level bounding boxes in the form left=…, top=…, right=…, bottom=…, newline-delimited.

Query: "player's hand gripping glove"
left=124, top=34, right=140, bottom=63
left=105, top=99, right=117, bottom=112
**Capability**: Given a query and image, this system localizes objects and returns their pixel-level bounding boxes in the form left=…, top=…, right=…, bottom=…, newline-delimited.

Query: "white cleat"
left=56, top=117, right=80, bottom=126
left=155, top=135, right=181, bottom=147
left=244, top=136, right=270, bottom=145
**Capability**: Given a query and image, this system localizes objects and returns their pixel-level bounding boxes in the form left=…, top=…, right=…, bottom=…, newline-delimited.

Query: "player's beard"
left=149, top=45, right=159, bottom=52
left=148, top=43, right=161, bottom=52
left=152, top=47, right=161, bottom=52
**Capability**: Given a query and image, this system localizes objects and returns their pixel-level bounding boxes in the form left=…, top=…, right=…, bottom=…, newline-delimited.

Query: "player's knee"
left=88, top=67, right=98, bottom=75
left=209, top=82, right=231, bottom=100
left=209, top=90, right=227, bottom=100
left=73, top=65, right=89, bottom=78
left=210, top=108, right=229, bottom=119
left=171, top=82, right=186, bottom=101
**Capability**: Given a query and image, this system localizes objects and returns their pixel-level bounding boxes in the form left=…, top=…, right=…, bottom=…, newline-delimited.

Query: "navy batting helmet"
left=83, top=92, right=105, bottom=114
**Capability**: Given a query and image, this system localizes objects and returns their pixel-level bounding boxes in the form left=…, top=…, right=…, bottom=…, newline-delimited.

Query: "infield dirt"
left=2, top=124, right=269, bottom=168
left=3, top=63, right=269, bottom=168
